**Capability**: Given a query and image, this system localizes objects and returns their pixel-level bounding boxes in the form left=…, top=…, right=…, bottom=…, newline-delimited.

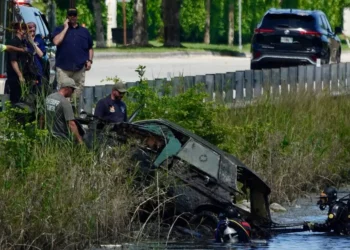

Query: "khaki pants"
left=56, top=67, right=86, bottom=111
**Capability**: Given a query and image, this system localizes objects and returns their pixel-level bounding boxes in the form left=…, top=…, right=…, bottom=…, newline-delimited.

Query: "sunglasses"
left=68, top=13, right=77, bottom=17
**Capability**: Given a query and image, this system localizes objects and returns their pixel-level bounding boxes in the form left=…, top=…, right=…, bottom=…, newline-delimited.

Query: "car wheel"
left=250, top=62, right=261, bottom=70
left=189, top=211, right=219, bottom=236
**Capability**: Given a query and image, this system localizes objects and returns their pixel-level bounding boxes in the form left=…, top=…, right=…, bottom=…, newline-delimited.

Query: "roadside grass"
left=94, top=40, right=251, bottom=55
left=215, top=92, right=350, bottom=203
left=1, top=77, right=350, bottom=247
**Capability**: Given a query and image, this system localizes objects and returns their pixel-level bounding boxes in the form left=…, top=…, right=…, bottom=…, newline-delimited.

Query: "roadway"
left=85, top=53, right=350, bottom=86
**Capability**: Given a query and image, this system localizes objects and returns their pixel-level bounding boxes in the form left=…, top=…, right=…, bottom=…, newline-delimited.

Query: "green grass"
left=94, top=40, right=251, bottom=55
left=2, top=80, right=350, bottom=247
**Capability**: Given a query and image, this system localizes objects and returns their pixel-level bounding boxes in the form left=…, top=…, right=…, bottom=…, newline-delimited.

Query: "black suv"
left=250, top=8, right=342, bottom=70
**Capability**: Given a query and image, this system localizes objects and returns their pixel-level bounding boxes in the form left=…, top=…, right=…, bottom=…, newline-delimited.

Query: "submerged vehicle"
left=77, top=114, right=306, bottom=239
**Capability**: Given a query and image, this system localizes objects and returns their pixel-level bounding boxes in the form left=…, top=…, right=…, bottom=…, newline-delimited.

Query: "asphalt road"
left=85, top=53, right=350, bottom=86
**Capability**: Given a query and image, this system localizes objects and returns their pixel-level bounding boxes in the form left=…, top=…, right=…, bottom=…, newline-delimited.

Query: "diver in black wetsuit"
left=304, top=186, right=350, bottom=235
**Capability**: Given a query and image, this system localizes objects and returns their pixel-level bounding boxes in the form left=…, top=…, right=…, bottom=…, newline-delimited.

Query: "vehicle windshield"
left=19, top=6, right=49, bottom=37
left=261, top=13, right=316, bottom=29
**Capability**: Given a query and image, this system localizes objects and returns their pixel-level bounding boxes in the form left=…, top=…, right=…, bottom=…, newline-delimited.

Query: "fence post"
left=224, top=72, right=235, bottom=104
left=235, top=71, right=244, bottom=101
left=322, top=64, right=331, bottom=91
left=244, top=70, right=253, bottom=101
left=288, top=67, right=298, bottom=93
left=298, top=65, right=306, bottom=92
left=280, top=67, right=288, bottom=95
left=346, top=62, right=350, bottom=91
left=172, top=77, right=180, bottom=96
left=262, top=69, right=271, bottom=96
left=330, top=64, right=339, bottom=93
left=205, top=74, right=215, bottom=101
left=306, top=65, right=315, bottom=92
left=271, top=68, right=280, bottom=97
left=215, top=73, right=225, bottom=102
left=83, top=86, right=94, bottom=114
left=315, top=65, right=322, bottom=93
left=338, top=63, right=346, bottom=93
left=253, top=70, right=262, bottom=98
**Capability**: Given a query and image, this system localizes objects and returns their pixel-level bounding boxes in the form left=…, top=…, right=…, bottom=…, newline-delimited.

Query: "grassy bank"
left=94, top=40, right=251, bottom=55
left=1, top=79, right=350, bottom=247
left=216, top=93, right=350, bottom=203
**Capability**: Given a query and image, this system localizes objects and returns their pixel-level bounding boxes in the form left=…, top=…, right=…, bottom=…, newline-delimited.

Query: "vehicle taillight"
left=253, top=51, right=261, bottom=59
left=254, top=28, right=274, bottom=34
left=311, top=55, right=317, bottom=62
left=15, top=0, right=32, bottom=5
left=0, top=74, right=6, bottom=79
left=299, top=30, right=321, bottom=37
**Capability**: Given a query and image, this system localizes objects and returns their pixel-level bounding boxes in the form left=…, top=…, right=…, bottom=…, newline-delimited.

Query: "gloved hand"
left=0, top=44, right=7, bottom=52
left=303, top=221, right=314, bottom=231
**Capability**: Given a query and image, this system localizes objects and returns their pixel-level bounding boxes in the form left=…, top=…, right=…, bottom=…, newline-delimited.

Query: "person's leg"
left=56, top=67, right=75, bottom=89
left=7, top=78, right=21, bottom=104
left=71, top=67, right=86, bottom=112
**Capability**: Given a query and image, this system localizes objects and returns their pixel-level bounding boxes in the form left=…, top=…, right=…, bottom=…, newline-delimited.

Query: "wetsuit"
left=312, top=200, right=350, bottom=235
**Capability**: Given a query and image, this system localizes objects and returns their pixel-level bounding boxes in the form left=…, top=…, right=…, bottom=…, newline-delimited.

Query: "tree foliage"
left=33, top=0, right=349, bottom=45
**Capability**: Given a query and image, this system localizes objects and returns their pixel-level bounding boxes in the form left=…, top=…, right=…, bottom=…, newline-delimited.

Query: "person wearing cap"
left=94, top=82, right=128, bottom=123
left=52, top=7, right=93, bottom=97
left=45, top=77, right=83, bottom=144
left=5, top=22, right=30, bottom=104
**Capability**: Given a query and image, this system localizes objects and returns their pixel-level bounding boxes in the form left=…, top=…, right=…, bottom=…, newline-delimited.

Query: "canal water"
left=95, top=193, right=350, bottom=250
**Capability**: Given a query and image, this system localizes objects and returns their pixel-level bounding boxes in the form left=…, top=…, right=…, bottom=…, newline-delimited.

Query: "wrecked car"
left=77, top=115, right=306, bottom=239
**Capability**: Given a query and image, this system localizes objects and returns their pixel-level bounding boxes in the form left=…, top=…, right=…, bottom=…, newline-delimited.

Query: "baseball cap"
left=67, top=8, right=78, bottom=16
left=112, top=82, right=127, bottom=93
left=60, top=77, right=77, bottom=89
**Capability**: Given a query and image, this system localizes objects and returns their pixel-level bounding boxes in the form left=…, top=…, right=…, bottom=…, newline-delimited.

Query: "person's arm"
left=62, top=99, right=83, bottom=144
left=1, top=44, right=26, bottom=53
left=53, top=20, right=69, bottom=46
left=68, top=120, right=83, bottom=144
left=85, top=31, right=94, bottom=71
left=28, top=38, right=44, bottom=58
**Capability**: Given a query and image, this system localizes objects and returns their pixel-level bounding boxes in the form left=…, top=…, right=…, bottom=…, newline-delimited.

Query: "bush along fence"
left=80, top=62, right=350, bottom=114
left=1, top=62, right=350, bottom=113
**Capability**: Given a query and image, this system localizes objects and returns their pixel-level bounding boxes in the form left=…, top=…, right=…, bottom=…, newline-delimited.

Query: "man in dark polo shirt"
left=52, top=7, right=93, bottom=97
left=94, top=82, right=128, bottom=123
left=6, top=23, right=30, bottom=104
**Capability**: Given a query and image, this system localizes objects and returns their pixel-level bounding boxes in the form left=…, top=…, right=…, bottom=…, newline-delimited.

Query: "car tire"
left=189, top=210, right=219, bottom=236
left=250, top=62, right=261, bottom=70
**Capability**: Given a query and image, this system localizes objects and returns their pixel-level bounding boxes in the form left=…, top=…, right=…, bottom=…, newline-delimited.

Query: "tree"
left=204, top=0, right=210, bottom=44
left=162, top=0, right=182, bottom=47
left=92, top=0, right=105, bottom=47
left=132, top=0, right=149, bottom=46
left=228, top=0, right=234, bottom=45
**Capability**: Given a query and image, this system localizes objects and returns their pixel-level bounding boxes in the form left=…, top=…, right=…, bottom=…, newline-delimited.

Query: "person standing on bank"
left=94, top=82, right=128, bottom=123
left=5, top=23, right=29, bottom=104
left=45, top=77, right=83, bottom=144
left=52, top=7, right=93, bottom=96
left=26, top=22, right=46, bottom=87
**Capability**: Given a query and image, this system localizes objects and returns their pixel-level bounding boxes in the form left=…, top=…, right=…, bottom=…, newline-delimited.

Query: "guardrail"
left=80, top=62, right=350, bottom=113
left=1, top=62, right=350, bottom=113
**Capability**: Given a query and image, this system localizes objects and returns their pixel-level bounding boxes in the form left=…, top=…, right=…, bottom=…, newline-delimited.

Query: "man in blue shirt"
left=94, top=82, right=128, bottom=123
left=52, top=7, right=93, bottom=97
